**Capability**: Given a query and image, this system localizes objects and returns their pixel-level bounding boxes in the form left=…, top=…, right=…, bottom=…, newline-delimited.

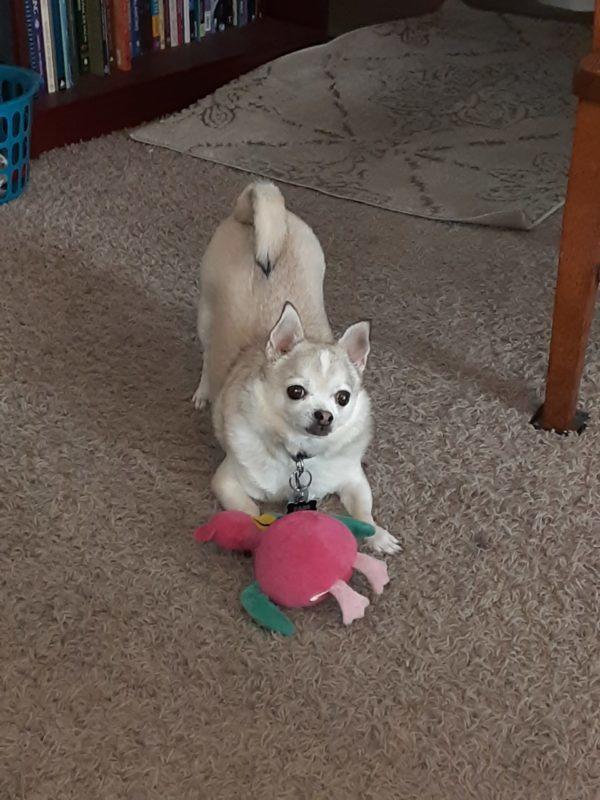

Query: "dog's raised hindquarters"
left=194, top=181, right=400, bottom=555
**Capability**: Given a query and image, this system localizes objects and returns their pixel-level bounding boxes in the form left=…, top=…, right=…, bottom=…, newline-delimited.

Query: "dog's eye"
left=336, top=391, right=351, bottom=407
left=287, top=385, right=306, bottom=401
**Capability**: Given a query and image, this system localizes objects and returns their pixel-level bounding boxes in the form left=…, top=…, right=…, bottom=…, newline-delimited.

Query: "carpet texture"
left=131, top=0, right=589, bottom=229
left=1, top=134, right=599, bottom=800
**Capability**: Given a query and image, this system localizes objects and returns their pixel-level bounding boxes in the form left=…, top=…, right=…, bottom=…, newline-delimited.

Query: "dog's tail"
left=233, top=181, right=287, bottom=277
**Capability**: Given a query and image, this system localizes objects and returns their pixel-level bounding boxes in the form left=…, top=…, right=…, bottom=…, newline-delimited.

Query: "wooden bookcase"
left=9, top=0, right=329, bottom=157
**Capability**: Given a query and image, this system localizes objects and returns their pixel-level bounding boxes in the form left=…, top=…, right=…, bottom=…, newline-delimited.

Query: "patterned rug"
left=131, top=1, right=588, bottom=229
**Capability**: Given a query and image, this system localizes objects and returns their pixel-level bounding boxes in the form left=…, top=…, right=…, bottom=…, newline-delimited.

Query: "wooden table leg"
left=534, top=99, right=600, bottom=434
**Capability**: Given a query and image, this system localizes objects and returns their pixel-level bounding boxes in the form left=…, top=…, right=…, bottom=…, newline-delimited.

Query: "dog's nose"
left=313, top=409, right=333, bottom=427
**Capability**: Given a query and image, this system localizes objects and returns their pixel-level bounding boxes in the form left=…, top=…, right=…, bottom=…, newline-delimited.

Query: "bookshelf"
left=9, top=0, right=329, bottom=157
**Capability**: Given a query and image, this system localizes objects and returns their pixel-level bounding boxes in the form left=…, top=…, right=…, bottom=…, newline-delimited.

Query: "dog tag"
left=287, top=454, right=316, bottom=514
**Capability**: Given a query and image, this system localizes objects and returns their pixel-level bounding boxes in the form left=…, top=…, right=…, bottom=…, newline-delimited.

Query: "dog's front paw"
left=368, top=526, right=402, bottom=555
left=192, top=386, right=208, bottom=411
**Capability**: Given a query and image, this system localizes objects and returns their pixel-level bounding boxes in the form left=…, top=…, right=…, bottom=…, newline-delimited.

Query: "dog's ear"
left=266, top=303, right=304, bottom=360
left=338, top=321, right=371, bottom=372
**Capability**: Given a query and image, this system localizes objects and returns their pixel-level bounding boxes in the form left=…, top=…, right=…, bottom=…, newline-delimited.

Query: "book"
left=177, top=0, right=184, bottom=44
left=203, top=0, right=212, bottom=33
left=58, top=0, right=74, bottom=87
left=189, top=0, right=199, bottom=40
left=139, top=0, right=153, bottom=51
left=130, top=0, right=140, bottom=57
left=66, top=0, right=80, bottom=83
left=39, top=0, right=57, bottom=91
left=0, top=0, right=13, bottom=64
left=197, top=0, right=205, bottom=36
left=158, top=0, right=166, bottom=47
left=87, top=0, right=108, bottom=74
left=24, top=0, right=46, bottom=87
left=150, top=0, right=160, bottom=48
left=103, top=0, right=116, bottom=67
left=74, top=0, right=90, bottom=73
left=50, top=0, right=66, bottom=89
left=111, top=0, right=131, bottom=70
left=168, top=0, right=177, bottom=46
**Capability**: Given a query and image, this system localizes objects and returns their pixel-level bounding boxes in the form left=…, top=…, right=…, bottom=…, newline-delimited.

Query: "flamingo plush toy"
left=195, top=509, right=390, bottom=636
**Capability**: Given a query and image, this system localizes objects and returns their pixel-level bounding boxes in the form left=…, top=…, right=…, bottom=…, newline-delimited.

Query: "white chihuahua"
left=193, top=181, right=399, bottom=555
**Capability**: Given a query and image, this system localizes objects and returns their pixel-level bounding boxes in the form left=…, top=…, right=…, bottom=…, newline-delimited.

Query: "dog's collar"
left=289, top=450, right=313, bottom=462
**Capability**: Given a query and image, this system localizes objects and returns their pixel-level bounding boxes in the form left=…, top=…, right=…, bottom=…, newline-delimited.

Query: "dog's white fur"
left=193, top=181, right=399, bottom=555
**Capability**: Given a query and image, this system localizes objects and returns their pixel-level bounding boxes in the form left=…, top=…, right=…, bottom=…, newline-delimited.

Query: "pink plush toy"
left=195, top=510, right=390, bottom=636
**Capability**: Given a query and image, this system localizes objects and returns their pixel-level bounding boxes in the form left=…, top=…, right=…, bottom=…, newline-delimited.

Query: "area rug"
left=1, top=134, right=599, bottom=800
left=131, top=0, right=588, bottom=229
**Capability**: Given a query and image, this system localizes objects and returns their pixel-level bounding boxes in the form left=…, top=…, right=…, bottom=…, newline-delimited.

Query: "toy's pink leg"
left=328, top=580, right=370, bottom=626
left=353, top=553, right=390, bottom=595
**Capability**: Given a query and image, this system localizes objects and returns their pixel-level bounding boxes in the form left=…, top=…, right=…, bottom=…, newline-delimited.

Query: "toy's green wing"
left=240, top=582, right=295, bottom=636
left=334, top=515, right=375, bottom=539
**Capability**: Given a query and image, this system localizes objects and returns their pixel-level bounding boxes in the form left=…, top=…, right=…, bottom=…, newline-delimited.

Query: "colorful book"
left=111, top=0, right=131, bottom=70
left=39, top=0, right=57, bottom=91
left=130, top=0, right=140, bottom=57
left=181, top=0, right=189, bottom=44
left=74, top=0, right=90, bottom=72
left=158, top=0, right=165, bottom=47
left=24, top=0, right=46, bottom=87
left=150, top=0, right=160, bottom=48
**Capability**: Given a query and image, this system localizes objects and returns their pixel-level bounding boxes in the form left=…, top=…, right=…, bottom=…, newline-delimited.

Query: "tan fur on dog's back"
left=199, top=181, right=333, bottom=401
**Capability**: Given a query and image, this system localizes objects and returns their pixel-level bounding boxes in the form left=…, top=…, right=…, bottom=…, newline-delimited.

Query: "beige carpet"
left=131, top=0, right=589, bottom=230
left=1, top=134, right=599, bottom=800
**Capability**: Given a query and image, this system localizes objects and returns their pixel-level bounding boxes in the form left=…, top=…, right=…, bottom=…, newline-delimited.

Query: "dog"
left=193, top=181, right=399, bottom=555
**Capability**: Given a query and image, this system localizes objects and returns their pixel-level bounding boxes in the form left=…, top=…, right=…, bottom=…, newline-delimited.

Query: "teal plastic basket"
left=0, top=66, right=41, bottom=205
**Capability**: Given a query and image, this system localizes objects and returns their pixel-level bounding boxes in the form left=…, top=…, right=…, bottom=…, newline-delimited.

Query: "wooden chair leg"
left=534, top=99, right=600, bottom=433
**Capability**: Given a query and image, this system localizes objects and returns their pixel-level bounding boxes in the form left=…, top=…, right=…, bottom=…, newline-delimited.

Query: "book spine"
left=74, top=0, right=90, bottom=72
left=25, top=0, right=47, bottom=88
left=203, top=0, right=211, bottom=33
left=111, top=0, right=131, bottom=70
left=99, top=0, right=111, bottom=73
left=198, top=0, right=205, bottom=36
left=187, top=0, right=195, bottom=40
left=168, top=0, right=177, bottom=45
left=67, top=0, right=80, bottom=83
left=158, top=0, right=165, bottom=47
left=188, top=0, right=195, bottom=40
left=104, top=0, right=116, bottom=67
left=232, top=0, right=237, bottom=27
left=177, top=0, right=187, bottom=44
left=247, top=0, right=254, bottom=21
left=139, top=0, right=152, bottom=51
left=50, top=0, right=66, bottom=89
left=130, top=0, right=140, bottom=56
left=58, top=0, right=73, bottom=88
left=39, top=0, right=57, bottom=91
left=150, top=0, right=160, bottom=48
